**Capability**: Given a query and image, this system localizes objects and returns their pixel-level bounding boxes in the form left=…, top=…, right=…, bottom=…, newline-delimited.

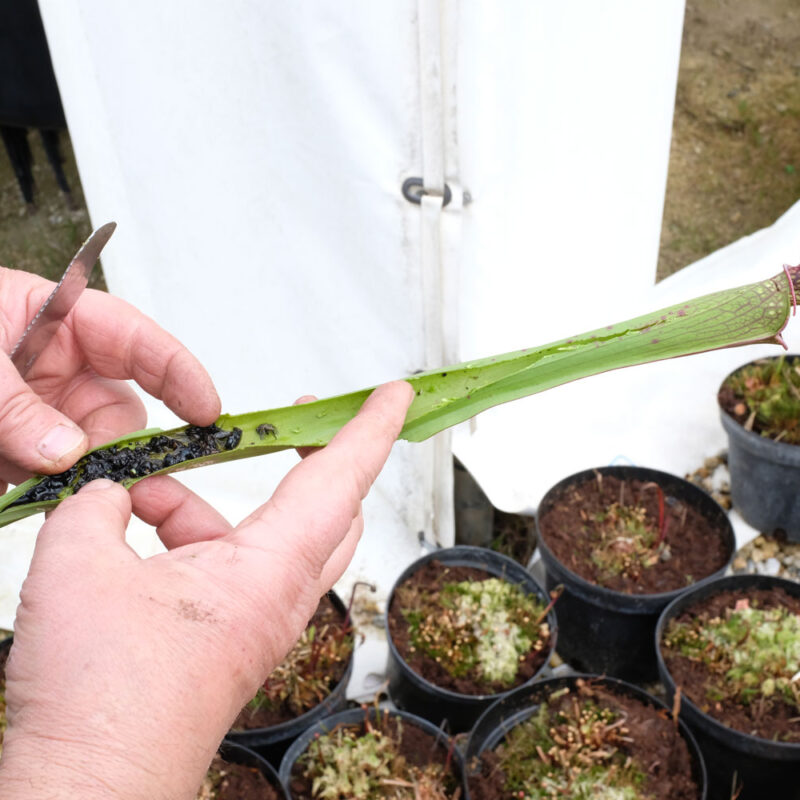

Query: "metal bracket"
left=401, top=177, right=452, bottom=208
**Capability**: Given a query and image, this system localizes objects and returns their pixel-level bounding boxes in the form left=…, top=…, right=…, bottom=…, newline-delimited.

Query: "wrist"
left=0, top=729, right=201, bottom=800
left=0, top=739, right=124, bottom=800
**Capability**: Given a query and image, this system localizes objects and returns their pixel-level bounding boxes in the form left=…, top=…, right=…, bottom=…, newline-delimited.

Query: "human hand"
left=0, top=380, right=413, bottom=800
left=0, top=267, right=220, bottom=492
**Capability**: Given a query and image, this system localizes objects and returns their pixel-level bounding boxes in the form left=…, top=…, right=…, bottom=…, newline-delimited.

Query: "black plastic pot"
left=385, top=545, right=556, bottom=734
left=216, top=741, right=289, bottom=798
left=536, top=465, right=735, bottom=683
left=656, top=574, right=800, bottom=800
left=224, top=591, right=353, bottom=766
left=278, top=705, right=464, bottom=798
left=719, top=356, right=800, bottom=542
left=464, top=674, right=707, bottom=800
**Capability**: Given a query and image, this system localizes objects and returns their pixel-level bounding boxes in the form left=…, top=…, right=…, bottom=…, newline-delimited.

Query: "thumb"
left=32, top=480, right=136, bottom=572
left=0, top=356, right=88, bottom=477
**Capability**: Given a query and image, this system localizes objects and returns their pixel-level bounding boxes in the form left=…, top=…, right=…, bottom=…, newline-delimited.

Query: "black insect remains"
left=10, top=424, right=243, bottom=507
left=256, top=422, right=278, bottom=439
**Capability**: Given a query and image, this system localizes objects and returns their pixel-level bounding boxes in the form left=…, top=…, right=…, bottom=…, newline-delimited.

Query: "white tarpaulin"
left=11, top=1, right=783, bottom=672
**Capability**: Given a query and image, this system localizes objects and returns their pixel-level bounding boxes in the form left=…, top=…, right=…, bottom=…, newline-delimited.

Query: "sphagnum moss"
left=663, top=597, right=800, bottom=715
left=399, top=576, right=549, bottom=686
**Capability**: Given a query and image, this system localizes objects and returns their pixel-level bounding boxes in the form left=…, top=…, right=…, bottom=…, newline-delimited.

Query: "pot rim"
left=655, top=573, right=800, bottom=756
left=536, top=465, right=736, bottom=608
left=217, top=740, right=288, bottom=798
left=385, top=545, right=557, bottom=703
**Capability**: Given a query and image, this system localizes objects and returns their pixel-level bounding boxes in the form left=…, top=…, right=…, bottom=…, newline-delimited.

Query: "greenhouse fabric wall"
left=1, top=2, right=701, bottom=657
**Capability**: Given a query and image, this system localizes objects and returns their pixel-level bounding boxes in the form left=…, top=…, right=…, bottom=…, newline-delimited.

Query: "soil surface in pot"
left=718, top=355, right=800, bottom=444
left=196, top=752, right=281, bottom=800
left=662, top=586, right=800, bottom=742
left=288, top=712, right=461, bottom=799
left=468, top=678, right=699, bottom=800
left=539, top=474, right=729, bottom=593
left=388, top=561, right=552, bottom=696
left=232, top=595, right=351, bottom=730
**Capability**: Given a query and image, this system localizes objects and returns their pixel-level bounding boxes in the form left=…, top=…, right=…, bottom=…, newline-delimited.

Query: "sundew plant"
left=494, top=688, right=649, bottom=800
left=298, top=716, right=455, bottom=800
left=399, top=576, right=549, bottom=685
left=240, top=618, right=353, bottom=721
left=587, top=483, right=669, bottom=585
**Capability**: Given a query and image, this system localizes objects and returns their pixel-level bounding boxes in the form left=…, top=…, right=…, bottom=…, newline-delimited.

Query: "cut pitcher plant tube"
left=1, top=267, right=799, bottom=529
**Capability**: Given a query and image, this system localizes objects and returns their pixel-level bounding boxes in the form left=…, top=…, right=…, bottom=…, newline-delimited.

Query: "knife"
left=10, top=221, right=117, bottom=378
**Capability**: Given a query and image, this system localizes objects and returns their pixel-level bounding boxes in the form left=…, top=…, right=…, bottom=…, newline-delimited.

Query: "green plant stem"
left=2, top=268, right=798, bottom=529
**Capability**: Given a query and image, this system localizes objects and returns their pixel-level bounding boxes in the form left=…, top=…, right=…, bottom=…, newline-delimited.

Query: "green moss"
left=399, top=576, right=549, bottom=687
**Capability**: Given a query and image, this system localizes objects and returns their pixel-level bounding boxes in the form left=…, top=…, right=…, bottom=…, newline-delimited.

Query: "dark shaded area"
left=0, top=0, right=73, bottom=208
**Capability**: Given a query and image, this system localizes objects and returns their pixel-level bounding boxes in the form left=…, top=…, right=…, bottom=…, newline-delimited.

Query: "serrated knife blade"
left=10, top=221, right=117, bottom=377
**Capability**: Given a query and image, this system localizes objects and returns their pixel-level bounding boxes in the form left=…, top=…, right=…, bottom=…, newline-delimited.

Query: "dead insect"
left=225, top=428, right=243, bottom=450
left=256, top=423, right=279, bottom=439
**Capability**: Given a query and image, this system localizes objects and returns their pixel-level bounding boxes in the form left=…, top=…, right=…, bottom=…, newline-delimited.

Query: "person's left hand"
left=0, top=267, right=221, bottom=491
left=0, top=380, right=413, bottom=800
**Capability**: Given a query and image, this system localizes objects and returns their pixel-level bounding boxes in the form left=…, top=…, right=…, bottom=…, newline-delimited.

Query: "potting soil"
left=539, top=475, right=730, bottom=594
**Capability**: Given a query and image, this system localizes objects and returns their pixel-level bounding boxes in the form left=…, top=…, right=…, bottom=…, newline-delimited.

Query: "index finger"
left=70, top=288, right=221, bottom=425
left=231, top=381, right=414, bottom=573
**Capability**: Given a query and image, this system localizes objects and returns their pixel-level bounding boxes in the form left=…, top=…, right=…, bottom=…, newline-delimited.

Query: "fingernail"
left=37, top=424, right=86, bottom=463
